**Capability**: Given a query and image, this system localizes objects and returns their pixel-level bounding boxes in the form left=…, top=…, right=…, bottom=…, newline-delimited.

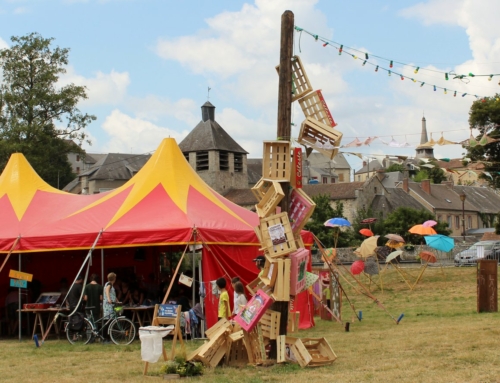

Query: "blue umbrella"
left=424, top=234, right=454, bottom=252
left=324, top=218, right=351, bottom=227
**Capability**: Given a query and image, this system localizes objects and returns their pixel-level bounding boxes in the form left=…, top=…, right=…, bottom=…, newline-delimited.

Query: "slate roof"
left=302, top=182, right=364, bottom=199
left=179, top=103, right=247, bottom=154
left=453, top=185, right=500, bottom=214
left=223, top=188, right=257, bottom=206
left=354, top=159, right=383, bottom=175
left=371, top=188, right=426, bottom=212
left=407, top=182, right=476, bottom=211
left=79, top=153, right=151, bottom=181
left=378, top=171, right=404, bottom=189
left=305, top=152, right=351, bottom=170
left=247, top=158, right=263, bottom=185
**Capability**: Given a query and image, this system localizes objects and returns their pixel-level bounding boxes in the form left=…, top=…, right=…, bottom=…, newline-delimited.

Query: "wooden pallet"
left=259, top=213, right=297, bottom=258
left=259, top=309, right=281, bottom=340
left=188, top=323, right=231, bottom=367
left=242, top=324, right=266, bottom=365
left=251, top=178, right=273, bottom=202
left=289, top=188, right=316, bottom=236
left=256, top=181, right=284, bottom=218
left=246, top=277, right=273, bottom=297
left=272, top=258, right=291, bottom=301
left=301, top=338, right=337, bottom=367
left=298, top=117, right=343, bottom=159
left=287, top=311, right=300, bottom=333
left=298, top=89, right=337, bottom=127
left=262, top=141, right=291, bottom=182
left=276, top=55, right=313, bottom=102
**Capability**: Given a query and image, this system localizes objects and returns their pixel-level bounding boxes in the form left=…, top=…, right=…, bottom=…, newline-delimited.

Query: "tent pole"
left=101, top=249, right=104, bottom=287
left=18, top=253, right=21, bottom=342
left=198, top=257, right=205, bottom=338
left=0, top=235, right=21, bottom=275
left=192, top=229, right=196, bottom=308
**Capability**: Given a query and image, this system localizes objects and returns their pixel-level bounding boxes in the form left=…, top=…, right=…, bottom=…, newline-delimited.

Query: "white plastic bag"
left=139, top=325, right=174, bottom=363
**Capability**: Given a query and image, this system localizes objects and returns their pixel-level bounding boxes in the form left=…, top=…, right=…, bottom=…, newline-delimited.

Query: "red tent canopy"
left=0, top=138, right=314, bottom=329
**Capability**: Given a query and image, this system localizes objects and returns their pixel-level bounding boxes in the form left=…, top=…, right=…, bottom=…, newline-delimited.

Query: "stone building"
left=179, top=102, right=248, bottom=194
left=415, top=116, right=435, bottom=160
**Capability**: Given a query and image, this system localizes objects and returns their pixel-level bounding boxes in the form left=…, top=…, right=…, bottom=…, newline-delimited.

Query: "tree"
left=465, top=94, right=500, bottom=188
left=0, top=33, right=95, bottom=187
left=413, top=160, right=446, bottom=184
left=386, top=163, right=405, bottom=173
left=305, top=195, right=356, bottom=248
left=383, top=207, right=451, bottom=244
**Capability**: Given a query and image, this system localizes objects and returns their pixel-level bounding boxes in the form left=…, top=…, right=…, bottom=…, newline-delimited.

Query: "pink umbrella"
left=423, top=220, right=437, bottom=227
left=351, top=260, right=365, bottom=275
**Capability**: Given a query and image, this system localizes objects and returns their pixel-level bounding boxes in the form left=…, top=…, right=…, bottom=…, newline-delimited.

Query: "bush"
left=159, top=355, right=203, bottom=377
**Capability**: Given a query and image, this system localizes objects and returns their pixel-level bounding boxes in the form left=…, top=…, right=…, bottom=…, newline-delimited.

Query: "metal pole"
left=462, top=198, right=466, bottom=242
left=192, top=231, right=196, bottom=308
left=198, top=258, right=205, bottom=338
left=101, top=248, right=104, bottom=287
left=18, top=254, right=21, bottom=341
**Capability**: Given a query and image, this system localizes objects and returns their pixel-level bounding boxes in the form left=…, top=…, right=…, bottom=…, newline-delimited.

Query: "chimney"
left=362, top=161, right=367, bottom=167
left=402, top=177, right=409, bottom=193
left=201, top=101, right=215, bottom=122
left=421, top=179, right=431, bottom=194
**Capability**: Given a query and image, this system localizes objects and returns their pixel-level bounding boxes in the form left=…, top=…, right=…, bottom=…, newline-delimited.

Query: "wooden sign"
left=477, top=260, right=498, bottom=313
left=157, top=304, right=180, bottom=318
left=291, top=147, right=303, bottom=189
left=10, top=278, right=27, bottom=288
left=9, top=270, right=33, bottom=282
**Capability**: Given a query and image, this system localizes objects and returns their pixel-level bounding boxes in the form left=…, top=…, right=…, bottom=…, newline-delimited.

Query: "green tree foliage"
left=351, top=207, right=386, bottom=242
left=413, top=160, right=446, bottom=184
left=0, top=32, right=96, bottom=187
left=495, top=212, right=500, bottom=235
left=305, top=195, right=355, bottom=248
left=383, top=207, right=451, bottom=244
left=386, top=163, right=405, bottom=173
left=465, top=94, right=500, bottom=188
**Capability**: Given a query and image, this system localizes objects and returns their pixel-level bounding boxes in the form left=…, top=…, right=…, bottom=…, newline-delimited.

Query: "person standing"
left=103, top=273, right=117, bottom=319
left=253, top=256, right=265, bottom=278
left=216, top=278, right=230, bottom=320
left=231, top=277, right=240, bottom=315
left=66, top=275, right=84, bottom=314
left=232, top=281, right=247, bottom=316
left=84, top=274, right=103, bottom=322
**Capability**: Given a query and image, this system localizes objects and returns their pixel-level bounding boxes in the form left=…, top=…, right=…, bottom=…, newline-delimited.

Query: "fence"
left=312, top=243, right=474, bottom=268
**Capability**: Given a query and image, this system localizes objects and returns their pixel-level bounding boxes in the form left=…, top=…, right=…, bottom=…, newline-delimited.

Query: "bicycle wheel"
left=66, top=318, right=93, bottom=345
left=109, top=318, right=136, bottom=345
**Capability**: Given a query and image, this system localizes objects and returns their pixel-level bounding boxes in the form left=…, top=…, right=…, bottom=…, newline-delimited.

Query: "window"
left=467, top=216, right=472, bottom=229
left=455, top=216, right=460, bottom=228
left=331, top=178, right=336, bottom=183
left=357, top=175, right=361, bottom=181
left=234, top=153, right=243, bottom=172
left=374, top=187, right=377, bottom=194
left=76, top=155, right=80, bottom=162
left=184, top=152, right=189, bottom=162
left=219, top=151, right=229, bottom=171
left=322, top=177, right=328, bottom=184
left=447, top=216, right=452, bottom=228
left=196, top=151, right=209, bottom=171
left=339, top=174, right=344, bottom=182
left=76, top=167, right=80, bottom=174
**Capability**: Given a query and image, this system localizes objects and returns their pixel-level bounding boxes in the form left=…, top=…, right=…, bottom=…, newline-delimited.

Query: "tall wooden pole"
left=272, top=10, right=294, bottom=355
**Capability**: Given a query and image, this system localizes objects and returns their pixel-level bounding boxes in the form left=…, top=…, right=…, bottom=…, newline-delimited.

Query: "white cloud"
left=0, top=37, right=8, bottom=49
left=13, top=6, right=28, bottom=14
left=100, top=110, right=189, bottom=153
left=126, top=96, right=199, bottom=127
left=59, top=66, right=130, bottom=106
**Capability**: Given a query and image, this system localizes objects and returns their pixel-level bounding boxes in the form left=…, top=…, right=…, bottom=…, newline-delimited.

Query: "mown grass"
left=1, top=266, right=500, bottom=383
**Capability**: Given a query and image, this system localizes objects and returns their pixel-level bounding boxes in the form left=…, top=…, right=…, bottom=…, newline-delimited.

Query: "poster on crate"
left=234, top=289, right=274, bottom=332
left=268, top=223, right=286, bottom=245
left=290, top=248, right=309, bottom=295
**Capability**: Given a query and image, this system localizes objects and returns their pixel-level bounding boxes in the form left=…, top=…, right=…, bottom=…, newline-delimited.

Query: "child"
left=253, top=255, right=265, bottom=278
left=216, top=277, right=231, bottom=320
left=231, top=276, right=240, bottom=314
left=232, top=281, right=247, bottom=316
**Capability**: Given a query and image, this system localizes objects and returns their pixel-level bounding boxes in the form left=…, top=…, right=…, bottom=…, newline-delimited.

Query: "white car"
left=454, top=241, right=500, bottom=266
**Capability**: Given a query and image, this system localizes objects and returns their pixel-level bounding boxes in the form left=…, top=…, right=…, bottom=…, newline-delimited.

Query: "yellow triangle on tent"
left=0, top=154, right=66, bottom=220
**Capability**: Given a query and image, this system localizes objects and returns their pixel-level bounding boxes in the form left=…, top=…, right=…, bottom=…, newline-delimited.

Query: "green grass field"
left=1, top=266, right=499, bottom=383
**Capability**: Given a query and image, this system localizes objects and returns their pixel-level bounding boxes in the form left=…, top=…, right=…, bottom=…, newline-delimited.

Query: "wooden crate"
left=242, top=324, right=266, bottom=365
left=295, top=234, right=305, bottom=249
left=298, top=117, right=343, bottom=159
left=284, top=336, right=313, bottom=368
left=246, top=277, right=273, bottom=297
left=262, top=141, right=291, bottom=182
left=251, top=178, right=273, bottom=202
left=287, top=311, right=300, bottom=333
left=301, top=338, right=337, bottom=367
left=256, top=181, right=284, bottom=218
left=272, top=258, right=291, bottom=302
left=188, top=324, right=230, bottom=367
left=298, top=89, right=337, bottom=127
left=277, top=335, right=286, bottom=363
left=226, top=338, right=249, bottom=367
left=276, top=55, right=313, bottom=102
left=205, top=318, right=232, bottom=340
left=259, top=309, right=281, bottom=340
left=289, top=188, right=316, bottom=236
left=260, top=255, right=278, bottom=287
left=259, top=213, right=297, bottom=258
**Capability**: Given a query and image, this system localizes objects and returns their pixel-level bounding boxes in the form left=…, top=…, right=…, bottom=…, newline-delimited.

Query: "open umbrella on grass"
left=351, top=260, right=365, bottom=275
left=419, top=251, right=437, bottom=263
left=409, top=224, right=437, bottom=236
left=325, top=218, right=351, bottom=248
left=359, top=228, right=374, bottom=237
left=385, top=234, right=405, bottom=243
left=424, top=234, right=454, bottom=252
left=354, top=236, right=380, bottom=258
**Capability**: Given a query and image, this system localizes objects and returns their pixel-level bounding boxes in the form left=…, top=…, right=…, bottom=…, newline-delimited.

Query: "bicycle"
left=65, top=304, right=136, bottom=345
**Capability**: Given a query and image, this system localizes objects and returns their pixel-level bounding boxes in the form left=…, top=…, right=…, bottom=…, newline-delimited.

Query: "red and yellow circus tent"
left=0, top=138, right=314, bottom=328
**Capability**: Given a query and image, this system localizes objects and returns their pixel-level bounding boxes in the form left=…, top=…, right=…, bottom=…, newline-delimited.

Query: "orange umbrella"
left=359, top=228, right=374, bottom=237
left=419, top=251, right=437, bottom=263
left=409, top=224, right=437, bottom=235
left=386, top=240, right=404, bottom=249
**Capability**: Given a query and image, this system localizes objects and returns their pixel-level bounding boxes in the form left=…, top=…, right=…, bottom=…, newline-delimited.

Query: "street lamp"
left=460, top=192, right=466, bottom=242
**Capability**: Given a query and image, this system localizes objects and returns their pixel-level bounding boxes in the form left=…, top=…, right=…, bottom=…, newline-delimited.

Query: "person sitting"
left=120, top=282, right=132, bottom=305
left=128, top=286, right=144, bottom=306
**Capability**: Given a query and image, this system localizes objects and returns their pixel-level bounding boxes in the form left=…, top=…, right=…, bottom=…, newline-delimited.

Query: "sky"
left=1, top=0, right=499, bottom=174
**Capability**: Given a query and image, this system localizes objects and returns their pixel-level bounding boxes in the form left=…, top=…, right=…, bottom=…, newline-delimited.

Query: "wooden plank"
left=477, top=260, right=498, bottom=313
left=260, top=255, right=278, bottom=287
left=251, top=178, right=273, bottom=202
left=260, top=309, right=281, bottom=340
left=205, top=318, right=231, bottom=340
left=277, top=335, right=286, bottom=363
